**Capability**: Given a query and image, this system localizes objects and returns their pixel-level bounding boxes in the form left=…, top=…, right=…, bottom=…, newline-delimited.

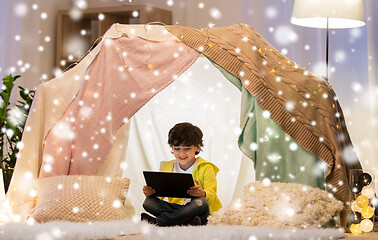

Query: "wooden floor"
left=344, top=232, right=378, bottom=240
left=113, top=225, right=378, bottom=240
left=115, top=235, right=140, bottom=240
left=115, top=232, right=378, bottom=240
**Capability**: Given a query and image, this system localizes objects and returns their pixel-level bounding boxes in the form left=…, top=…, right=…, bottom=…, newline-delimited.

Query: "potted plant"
left=0, top=74, right=35, bottom=193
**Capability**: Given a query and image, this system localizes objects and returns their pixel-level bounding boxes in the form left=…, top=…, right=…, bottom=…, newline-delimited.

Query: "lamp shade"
left=291, top=0, right=365, bottom=29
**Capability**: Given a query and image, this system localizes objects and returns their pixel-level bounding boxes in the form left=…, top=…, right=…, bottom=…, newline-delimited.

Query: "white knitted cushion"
left=209, top=181, right=344, bottom=228
left=28, top=175, right=130, bottom=223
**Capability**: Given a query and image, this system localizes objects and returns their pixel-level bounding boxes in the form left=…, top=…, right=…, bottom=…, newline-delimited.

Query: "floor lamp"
left=290, top=0, right=365, bottom=80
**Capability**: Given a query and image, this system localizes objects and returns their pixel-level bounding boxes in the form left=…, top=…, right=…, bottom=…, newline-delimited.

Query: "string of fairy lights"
left=349, top=171, right=376, bottom=235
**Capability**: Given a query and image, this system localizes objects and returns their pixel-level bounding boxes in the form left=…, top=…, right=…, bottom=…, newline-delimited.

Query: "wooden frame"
left=56, top=5, right=172, bottom=69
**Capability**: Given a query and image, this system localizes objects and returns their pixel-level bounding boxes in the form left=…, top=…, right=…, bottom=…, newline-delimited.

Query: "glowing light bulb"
left=356, top=195, right=369, bottom=208
left=361, top=206, right=374, bottom=219
left=351, top=200, right=362, bottom=213
left=361, top=185, right=375, bottom=199
left=360, top=219, right=373, bottom=232
left=350, top=224, right=362, bottom=235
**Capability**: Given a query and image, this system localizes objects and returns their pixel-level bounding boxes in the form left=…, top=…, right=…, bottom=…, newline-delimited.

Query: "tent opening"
left=122, top=56, right=255, bottom=214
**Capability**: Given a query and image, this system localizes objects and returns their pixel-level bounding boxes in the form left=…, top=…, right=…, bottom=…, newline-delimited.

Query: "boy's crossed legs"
left=142, top=196, right=209, bottom=226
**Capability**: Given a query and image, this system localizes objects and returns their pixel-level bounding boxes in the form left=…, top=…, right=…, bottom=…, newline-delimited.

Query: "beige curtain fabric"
left=5, top=25, right=179, bottom=221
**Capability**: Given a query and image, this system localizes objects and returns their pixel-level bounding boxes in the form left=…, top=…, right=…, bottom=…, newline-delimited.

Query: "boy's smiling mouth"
left=171, top=145, right=200, bottom=170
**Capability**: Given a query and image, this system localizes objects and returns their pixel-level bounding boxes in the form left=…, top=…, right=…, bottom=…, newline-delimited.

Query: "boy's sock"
left=141, top=213, right=157, bottom=225
left=188, top=216, right=202, bottom=226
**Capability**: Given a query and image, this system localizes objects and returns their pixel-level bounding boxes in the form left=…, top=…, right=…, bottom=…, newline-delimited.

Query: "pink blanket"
left=40, top=37, right=199, bottom=177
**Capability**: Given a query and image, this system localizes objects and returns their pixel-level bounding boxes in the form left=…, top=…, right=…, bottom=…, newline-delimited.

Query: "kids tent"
left=6, top=24, right=361, bottom=226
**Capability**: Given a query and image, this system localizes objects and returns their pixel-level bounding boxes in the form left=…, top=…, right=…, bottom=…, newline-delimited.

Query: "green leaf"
left=19, top=89, right=29, bottom=101
left=1, top=74, right=31, bottom=186
left=15, top=127, right=22, bottom=136
left=2, top=75, right=15, bottom=91
left=0, top=91, right=9, bottom=103
left=13, top=75, right=21, bottom=81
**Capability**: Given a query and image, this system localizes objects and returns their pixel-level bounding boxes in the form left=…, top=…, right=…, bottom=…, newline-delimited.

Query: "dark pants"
left=142, top=196, right=210, bottom=226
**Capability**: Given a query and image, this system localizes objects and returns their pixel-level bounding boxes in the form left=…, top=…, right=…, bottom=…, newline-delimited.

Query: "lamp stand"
left=326, top=17, right=329, bottom=81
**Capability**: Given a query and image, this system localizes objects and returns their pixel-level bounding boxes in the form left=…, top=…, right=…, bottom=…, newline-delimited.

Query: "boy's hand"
left=143, top=185, right=156, bottom=197
left=187, top=180, right=206, bottom=198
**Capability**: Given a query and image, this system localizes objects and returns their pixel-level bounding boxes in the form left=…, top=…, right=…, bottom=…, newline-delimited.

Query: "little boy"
left=141, top=122, right=222, bottom=226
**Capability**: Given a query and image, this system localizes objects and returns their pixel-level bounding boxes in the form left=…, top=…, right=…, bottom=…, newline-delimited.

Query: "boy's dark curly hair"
left=168, top=122, right=203, bottom=155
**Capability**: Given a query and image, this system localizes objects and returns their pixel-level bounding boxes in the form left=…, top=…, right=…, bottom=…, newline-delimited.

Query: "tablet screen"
left=143, top=171, right=195, bottom=198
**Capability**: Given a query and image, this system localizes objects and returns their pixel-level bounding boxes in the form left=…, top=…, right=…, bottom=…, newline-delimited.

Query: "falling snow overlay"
left=0, top=2, right=377, bottom=237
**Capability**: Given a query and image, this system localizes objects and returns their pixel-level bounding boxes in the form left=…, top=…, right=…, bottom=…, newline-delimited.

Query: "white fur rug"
left=0, top=219, right=149, bottom=240
left=142, top=225, right=345, bottom=240
left=0, top=220, right=345, bottom=240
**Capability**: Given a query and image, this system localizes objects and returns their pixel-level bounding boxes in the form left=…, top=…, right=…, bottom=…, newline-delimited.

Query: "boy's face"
left=171, top=145, right=200, bottom=169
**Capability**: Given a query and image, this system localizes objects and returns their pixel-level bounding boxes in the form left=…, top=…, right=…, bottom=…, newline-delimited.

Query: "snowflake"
left=73, top=207, right=79, bottom=213
left=14, top=3, right=28, bottom=17
left=209, top=8, right=222, bottom=19
left=98, top=13, right=105, bottom=20
left=274, top=25, right=298, bottom=45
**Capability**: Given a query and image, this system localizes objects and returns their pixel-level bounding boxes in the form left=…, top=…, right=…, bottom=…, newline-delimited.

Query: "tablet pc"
left=143, top=171, right=195, bottom=198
